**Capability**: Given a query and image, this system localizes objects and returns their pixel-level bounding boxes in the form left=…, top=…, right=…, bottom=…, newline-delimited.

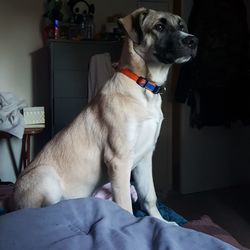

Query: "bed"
left=0, top=197, right=246, bottom=250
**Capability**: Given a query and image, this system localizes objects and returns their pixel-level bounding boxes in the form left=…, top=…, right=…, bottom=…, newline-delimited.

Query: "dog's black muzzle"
left=154, top=32, right=199, bottom=64
left=181, top=35, right=199, bottom=50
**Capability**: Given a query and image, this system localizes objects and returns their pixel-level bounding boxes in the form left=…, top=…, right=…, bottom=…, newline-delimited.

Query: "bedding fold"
left=0, top=198, right=238, bottom=250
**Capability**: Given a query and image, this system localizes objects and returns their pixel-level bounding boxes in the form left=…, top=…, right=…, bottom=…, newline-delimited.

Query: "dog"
left=13, top=8, right=197, bottom=222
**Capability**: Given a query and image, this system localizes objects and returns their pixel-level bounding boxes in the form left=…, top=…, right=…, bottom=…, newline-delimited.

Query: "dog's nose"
left=182, top=36, right=198, bottom=49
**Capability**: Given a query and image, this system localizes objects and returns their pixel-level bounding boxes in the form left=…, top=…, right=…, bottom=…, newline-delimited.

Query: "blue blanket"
left=133, top=200, right=187, bottom=225
left=0, top=198, right=238, bottom=250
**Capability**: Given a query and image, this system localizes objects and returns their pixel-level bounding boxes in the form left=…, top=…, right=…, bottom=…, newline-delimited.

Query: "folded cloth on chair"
left=0, top=92, right=26, bottom=139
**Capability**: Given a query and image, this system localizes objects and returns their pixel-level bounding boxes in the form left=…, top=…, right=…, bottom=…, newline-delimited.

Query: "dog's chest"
left=129, top=110, right=163, bottom=165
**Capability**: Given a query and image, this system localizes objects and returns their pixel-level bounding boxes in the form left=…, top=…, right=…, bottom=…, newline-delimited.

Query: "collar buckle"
left=136, top=76, right=148, bottom=87
left=137, top=77, right=166, bottom=95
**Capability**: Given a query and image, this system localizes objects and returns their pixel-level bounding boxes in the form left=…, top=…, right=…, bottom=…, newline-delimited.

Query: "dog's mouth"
left=154, top=48, right=196, bottom=64
left=174, top=45, right=198, bottom=64
left=174, top=56, right=192, bottom=64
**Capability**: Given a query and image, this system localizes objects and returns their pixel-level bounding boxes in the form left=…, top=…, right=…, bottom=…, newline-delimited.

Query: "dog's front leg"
left=132, top=152, right=163, bottom=220
left=105, top=155, right=133, bottom=213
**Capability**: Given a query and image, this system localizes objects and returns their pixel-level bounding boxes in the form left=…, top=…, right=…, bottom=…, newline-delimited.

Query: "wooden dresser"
left=32, top=40, right=122, bottom=150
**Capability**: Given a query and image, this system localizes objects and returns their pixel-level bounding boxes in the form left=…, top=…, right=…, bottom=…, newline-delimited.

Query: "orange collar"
left=119, top=68, right=165, bottom=94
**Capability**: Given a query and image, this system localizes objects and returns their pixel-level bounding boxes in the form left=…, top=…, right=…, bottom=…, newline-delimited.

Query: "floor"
left=165, top=185, right=250, bottom=248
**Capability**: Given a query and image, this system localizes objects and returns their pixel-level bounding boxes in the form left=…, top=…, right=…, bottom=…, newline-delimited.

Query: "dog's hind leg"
left=14, top=166, right=63, bottom=209
left=40, top=172, right=63, bottom=207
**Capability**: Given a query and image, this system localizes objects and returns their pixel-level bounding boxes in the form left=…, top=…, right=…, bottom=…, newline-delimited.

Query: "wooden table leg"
left=21, top=134, right=31, bottom=169
left=20, top=128, right=44, bottom=171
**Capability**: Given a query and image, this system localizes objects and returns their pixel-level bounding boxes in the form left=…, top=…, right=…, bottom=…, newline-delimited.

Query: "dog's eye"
left=154, top=23, right=165, bottom=32
left=178, top=24, right=185, bottom=31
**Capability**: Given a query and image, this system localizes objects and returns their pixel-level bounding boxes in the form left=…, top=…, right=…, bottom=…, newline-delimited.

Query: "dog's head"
left=119, top=8, right=198, bottom=65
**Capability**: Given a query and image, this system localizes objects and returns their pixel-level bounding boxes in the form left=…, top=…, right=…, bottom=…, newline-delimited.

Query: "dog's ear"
left=118, top=8, right=149, bottom=44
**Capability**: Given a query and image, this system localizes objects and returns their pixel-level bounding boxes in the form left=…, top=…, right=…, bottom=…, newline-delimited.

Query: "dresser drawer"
left=53, top=97, right=88, bottom=134
left=48, top=40, right=122, bottom=137
left=51, top=41, right=122, bottom=71
left=53, top=69, right=88, bottom=98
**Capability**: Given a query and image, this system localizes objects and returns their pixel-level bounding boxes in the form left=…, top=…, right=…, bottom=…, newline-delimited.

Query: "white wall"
left=175, top=0, right=250, bottom=194
left=0, top=1, right=44, bottom=103
left=0, top=0, right=44, bottom=182
left=92, top=0, right=137, bottom=33
left=178, top=106, right=250, bottom=193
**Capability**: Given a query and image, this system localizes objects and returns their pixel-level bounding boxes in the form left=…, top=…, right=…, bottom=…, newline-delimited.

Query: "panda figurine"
left=67, top=0, right=95, bottom=24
